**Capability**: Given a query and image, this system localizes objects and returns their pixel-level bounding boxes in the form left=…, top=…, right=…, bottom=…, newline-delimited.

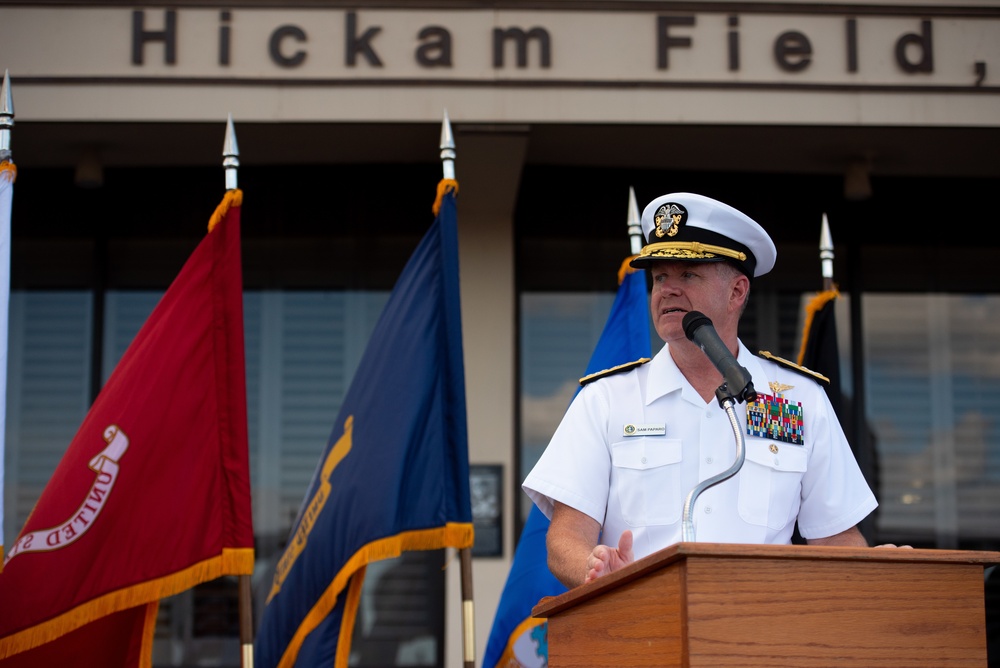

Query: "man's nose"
left=655, top=278, right=680, bottom=294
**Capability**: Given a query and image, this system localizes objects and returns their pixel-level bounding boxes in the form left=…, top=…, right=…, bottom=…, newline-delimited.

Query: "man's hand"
left=584, top=530, right=634, bottom=584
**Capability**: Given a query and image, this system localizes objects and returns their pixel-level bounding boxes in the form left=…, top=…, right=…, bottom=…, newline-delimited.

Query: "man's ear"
left=729, top=273, right=750, bottom=311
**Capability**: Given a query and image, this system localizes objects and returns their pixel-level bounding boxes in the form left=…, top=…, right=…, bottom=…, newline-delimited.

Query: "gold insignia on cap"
left=654, top=203, right=683, bottom=238
left=639, top=241, right=747, bottom=263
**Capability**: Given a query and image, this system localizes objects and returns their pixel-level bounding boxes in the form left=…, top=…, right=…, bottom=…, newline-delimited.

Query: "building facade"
left=1, top=0, right=999, bottom=665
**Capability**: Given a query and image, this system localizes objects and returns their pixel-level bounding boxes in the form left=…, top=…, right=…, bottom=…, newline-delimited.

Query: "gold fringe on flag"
left=0, top=160, right=16, bottom=184
left=432, top=179, right=459, bottom=216
left=208, top=188, right=243, bottom=233
left=797, top=288, right=839, bottom=367
left=497, top=616, right=548, bottom=668
left=617, top=255, right=640, bottom=286
left=278, top=522, right=475, bottom=668
left=0, top=547, right=255, bottom=660
left=138, top=601, right=160, bottom=668
left=335, top=564, right=368, bottom=668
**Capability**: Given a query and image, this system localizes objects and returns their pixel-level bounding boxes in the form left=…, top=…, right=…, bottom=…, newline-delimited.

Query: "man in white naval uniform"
left=523, top=192, right=882, bottom=589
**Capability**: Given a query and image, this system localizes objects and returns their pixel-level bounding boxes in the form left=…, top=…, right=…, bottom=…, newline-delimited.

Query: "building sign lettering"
left=118, top=9, right=983, bottom=84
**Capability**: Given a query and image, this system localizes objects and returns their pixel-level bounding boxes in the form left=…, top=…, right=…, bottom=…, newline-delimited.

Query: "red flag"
left=0, top=190, right=254, bottom=665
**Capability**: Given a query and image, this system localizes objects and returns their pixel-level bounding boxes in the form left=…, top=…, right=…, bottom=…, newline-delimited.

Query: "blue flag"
left=482, top=260, right=651, bottom=668
left=255, top=182, right=473, bottom=668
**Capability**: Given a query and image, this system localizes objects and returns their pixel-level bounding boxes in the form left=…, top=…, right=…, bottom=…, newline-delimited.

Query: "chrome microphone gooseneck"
left=681, top=387, right=747, bottom=542
left=680, top=311, right=754, bottom=542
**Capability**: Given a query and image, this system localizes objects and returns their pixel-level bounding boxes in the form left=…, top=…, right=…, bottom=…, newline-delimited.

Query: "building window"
left=863, top=294, right=1000, bottom=549
left=3, top=288, right=446, bottom=667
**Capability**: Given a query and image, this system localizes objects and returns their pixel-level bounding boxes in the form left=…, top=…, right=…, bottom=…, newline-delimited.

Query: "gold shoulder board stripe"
left=579, top=358, right=651, bottom=386
left=757, top=350, right=830, bottom=385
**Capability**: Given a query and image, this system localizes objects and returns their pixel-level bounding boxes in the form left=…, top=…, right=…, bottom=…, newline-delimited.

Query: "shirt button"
left=640, top=456, right=647, bottom=465
left=705, top=410, right=713, bottom=418
left=706, top=457, right=714, bottom=464
left=705, top=506, right=713, bottom=514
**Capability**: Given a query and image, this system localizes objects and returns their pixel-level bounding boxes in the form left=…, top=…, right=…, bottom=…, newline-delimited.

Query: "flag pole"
left=224, top=113, right=239, bottom=193
left=0, top=70, right=13, bottom=162
left=440, top=108, right=456, bottom=181
left=223, top=113, right=254, bottom=668
left=820, top=212, right=834, bottom=292
left=0, top=70, right=14, bottom=573
left=627, top=186, right=642, bottom=255
left=441, top=108, right=476, bottom=668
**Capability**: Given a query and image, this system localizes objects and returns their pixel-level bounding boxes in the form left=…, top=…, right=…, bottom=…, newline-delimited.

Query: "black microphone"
left=682, top=311, right=757, bottom=403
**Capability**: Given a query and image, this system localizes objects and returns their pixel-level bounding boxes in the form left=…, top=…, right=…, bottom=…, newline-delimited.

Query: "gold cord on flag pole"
left=0, top=161, right=15, bottom=184
left=796, top=289, right=839, bottom=367
left=208, top=188, right=243, bottom=232
left=433, top=178, right=458, bottom=216
left=617, top=255, right=640, bottom=286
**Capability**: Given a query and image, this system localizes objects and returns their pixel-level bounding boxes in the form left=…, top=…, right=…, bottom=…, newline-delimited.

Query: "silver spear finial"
left=0, top=70, right=14, bottom=161
left=440, top=109, right=456, bottom=180
left=820, top=213, right=834, bottom=291
left=223, top=112, right=239, bottom=191
left=627, top=186, right=642, bottom=255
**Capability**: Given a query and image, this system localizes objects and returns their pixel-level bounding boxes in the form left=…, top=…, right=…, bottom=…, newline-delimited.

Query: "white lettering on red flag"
left=5, top=425, right=129, bottom=563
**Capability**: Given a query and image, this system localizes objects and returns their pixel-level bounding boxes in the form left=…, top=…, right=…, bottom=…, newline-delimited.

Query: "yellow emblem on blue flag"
left=255, top=183, right=473, bottom=668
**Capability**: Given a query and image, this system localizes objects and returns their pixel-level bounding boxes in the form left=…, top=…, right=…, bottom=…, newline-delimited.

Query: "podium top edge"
left=531, top=542, right=1000, bottom=619
left=672, top=541, right=1000, bottom=564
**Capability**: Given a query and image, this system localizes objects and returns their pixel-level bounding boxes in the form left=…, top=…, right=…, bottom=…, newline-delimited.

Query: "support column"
left=446, top=128, right=528, bottom=668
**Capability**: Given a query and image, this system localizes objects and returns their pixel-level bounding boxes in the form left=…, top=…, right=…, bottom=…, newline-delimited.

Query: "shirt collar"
left=645, top=340, right=771, bottom=406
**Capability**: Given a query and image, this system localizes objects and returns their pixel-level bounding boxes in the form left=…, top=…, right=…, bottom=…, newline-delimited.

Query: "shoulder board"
left=579, top=358, right=651, bottom=387
left=756, top=350, right=829, bottom=385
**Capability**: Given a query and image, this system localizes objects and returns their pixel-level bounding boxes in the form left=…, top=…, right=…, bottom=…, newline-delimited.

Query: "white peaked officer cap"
left=629, top=192, right=777, bottom=279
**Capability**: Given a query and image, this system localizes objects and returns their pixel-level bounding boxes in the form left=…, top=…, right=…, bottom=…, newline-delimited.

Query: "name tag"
left=623, top=423, right=666, bottom=437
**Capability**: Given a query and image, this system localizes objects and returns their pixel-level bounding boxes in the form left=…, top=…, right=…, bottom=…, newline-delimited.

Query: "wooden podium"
left=532, top=542, right=1000, bottom=667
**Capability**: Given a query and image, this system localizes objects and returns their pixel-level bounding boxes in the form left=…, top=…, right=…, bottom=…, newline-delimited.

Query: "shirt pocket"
left=738, top=439, right=808, bottom=530
left=611, top=438, right=683, bottom=527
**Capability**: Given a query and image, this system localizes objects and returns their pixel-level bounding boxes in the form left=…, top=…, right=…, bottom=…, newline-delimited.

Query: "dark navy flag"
left=483, top=260, right=651, bottom=668
left=797, top=289, right=841, bottom=419
left=255, top=182, right=473, bottom=668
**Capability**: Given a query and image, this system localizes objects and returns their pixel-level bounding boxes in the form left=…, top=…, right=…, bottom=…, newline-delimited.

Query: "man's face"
left=648, top=260, right=744, bottom=343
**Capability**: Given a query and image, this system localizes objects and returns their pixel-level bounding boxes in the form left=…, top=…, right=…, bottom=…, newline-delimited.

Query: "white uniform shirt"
left=522, top=341, right=878, bottom=561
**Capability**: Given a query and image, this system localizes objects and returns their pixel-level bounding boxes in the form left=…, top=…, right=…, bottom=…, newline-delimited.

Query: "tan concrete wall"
left=3, top=5, right=1000, bottom=126
left=446, top=130, right=526, bottom=668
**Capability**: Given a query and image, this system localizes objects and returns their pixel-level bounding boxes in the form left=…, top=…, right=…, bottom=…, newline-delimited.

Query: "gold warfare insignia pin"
left=769, top=381, right=794, bottom=397
left=654, top=203, right=685, bottom=238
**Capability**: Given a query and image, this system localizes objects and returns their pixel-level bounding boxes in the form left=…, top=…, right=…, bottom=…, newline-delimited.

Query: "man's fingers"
left=618, top=530, right=634, bottom=562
